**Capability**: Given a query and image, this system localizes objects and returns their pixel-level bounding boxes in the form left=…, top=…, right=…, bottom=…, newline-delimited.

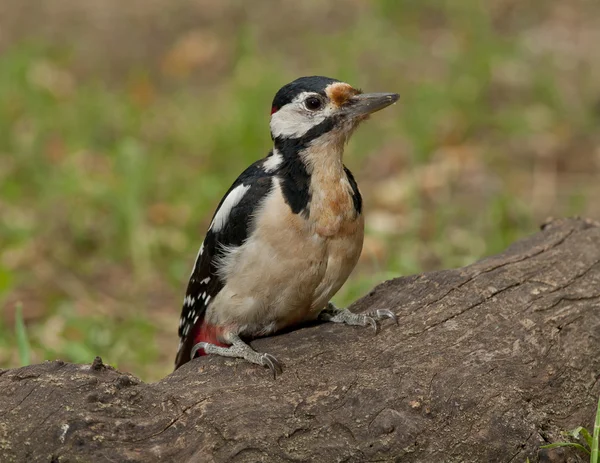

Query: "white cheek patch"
left=270, top=92, right=339, bottom=139
left=270, top=105, right=325, bottom=139
left=210, top=184, right=251, bottom=232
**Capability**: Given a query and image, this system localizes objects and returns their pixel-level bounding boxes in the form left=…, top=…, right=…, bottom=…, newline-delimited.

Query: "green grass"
left=0, top=1, right=598, bottom=381
left=539, top=395, right=600, bottom=462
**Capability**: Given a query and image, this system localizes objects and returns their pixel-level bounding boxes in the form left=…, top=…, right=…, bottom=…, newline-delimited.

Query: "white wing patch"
left=210, top=184, right=251, bottom=233
left=263, top=149, right=283, bottom=172
left=190, top=241, right=204, bottom=277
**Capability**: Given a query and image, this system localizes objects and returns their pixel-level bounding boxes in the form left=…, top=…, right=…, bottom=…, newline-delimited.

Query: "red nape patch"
left=270, top=105, right=278, bottom=115
left=192, top=323, right=228, bottom=357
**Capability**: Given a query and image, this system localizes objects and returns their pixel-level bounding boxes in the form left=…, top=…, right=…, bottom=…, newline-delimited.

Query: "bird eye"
left=305, top=97, right=322, bottom=111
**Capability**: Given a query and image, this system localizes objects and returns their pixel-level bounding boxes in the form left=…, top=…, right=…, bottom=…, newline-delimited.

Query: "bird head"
left=269, top=76, right=399, bottom=150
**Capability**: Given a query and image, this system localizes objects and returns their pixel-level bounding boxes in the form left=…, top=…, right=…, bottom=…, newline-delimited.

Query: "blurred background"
left=1, top=0, right=599, bottom=382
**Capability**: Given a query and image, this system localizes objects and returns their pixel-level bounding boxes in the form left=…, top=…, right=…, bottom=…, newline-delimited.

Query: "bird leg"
left=190, top=332, right=283, bottom=378
left=318, top=302, right=398, bottom=334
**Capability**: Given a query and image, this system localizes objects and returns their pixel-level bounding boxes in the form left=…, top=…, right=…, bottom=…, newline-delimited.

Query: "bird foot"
left=191, top=336, right=283, bottom=379
left=319, top=303, right=398, bottom=334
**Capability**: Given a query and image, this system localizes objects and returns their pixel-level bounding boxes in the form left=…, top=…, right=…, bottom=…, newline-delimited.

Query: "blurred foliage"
left=0, top=0, right=599, bottom=381
left=14, top=303, right=30, bottom=366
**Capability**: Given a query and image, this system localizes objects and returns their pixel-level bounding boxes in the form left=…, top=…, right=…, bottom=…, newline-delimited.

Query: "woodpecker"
left=175, top=76, right=399, bottom=376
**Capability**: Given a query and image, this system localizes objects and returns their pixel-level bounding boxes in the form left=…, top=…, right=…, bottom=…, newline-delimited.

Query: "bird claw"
left=363, top=309, right=398, bottom=334
left=261, top=353, right=283, bottom=379
left=192, top=341, right=283, bottom=378
left=374, top=309, right=398, bottom=325
left=320, top=304, right=397, bottom=336
left=190, top=342, right=209, bottom=360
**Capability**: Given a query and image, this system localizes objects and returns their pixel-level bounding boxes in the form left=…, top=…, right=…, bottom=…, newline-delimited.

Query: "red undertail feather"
left=192, top=323, right=228, bottom=356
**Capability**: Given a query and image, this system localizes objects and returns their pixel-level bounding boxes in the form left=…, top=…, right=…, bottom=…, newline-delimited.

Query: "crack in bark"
left=129, top=398, right=208, bottom=443
left=26, top=401, right=60, bottom=439
left=534, top=293, right=600, bottom=313
left=506, top=430, right=534, bottom=463
left=367, top=407, right=389, bottom=431
left=523, top=258, right=600, bottom=313
left=417, top=280, right=524, bottom=335
left=445, top=378, right=468, bottom=406
left=418, top=227, right=576, bottom=315
left=328, top=377, right=359, bottom=413
left=2, top=384, right=39, bottom=417
left=417, top=251, right=596, bottom=336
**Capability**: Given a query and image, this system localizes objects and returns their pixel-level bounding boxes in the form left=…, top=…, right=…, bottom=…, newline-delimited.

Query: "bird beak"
left=343, top=92, right=399, bottom=118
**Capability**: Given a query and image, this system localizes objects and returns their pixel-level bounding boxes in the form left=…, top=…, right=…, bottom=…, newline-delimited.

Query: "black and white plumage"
left=174, top=76, right=399, bottom=374
left=175, top=158, right=276, bottom=366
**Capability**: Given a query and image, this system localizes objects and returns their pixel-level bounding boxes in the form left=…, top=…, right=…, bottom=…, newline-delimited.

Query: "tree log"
left=1, top=218, right=600, bottom=463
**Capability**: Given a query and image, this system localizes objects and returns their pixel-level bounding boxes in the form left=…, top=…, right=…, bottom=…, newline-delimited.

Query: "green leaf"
left=591, top=394, right=600, bottom=463
left=569, top=426, right=593, bottom=449
left=539, top=442, right=590, bottom=455
left=15, top=302, right=31, bottom=366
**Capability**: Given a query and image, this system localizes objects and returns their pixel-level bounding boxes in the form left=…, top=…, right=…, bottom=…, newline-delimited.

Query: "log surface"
left=1, top=218, right=600, bottom=463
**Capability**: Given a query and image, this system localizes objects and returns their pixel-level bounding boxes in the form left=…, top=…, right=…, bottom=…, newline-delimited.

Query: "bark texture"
left=1, top=218, right=600, bottom=463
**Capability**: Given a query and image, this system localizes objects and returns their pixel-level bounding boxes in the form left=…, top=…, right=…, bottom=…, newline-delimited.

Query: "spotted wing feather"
left=174, top=158, right=275, bottom=369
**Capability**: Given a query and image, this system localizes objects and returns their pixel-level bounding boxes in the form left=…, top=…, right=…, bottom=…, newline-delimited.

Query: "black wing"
left=174, top=157, right=275, bottom=369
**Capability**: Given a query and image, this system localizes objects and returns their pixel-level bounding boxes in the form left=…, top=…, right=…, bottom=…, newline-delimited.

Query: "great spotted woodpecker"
left=174, top=76, right=399, bottom=376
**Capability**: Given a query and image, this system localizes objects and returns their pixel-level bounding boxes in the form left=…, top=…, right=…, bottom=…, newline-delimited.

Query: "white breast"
left=206, top=178, right=363, bottom=335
